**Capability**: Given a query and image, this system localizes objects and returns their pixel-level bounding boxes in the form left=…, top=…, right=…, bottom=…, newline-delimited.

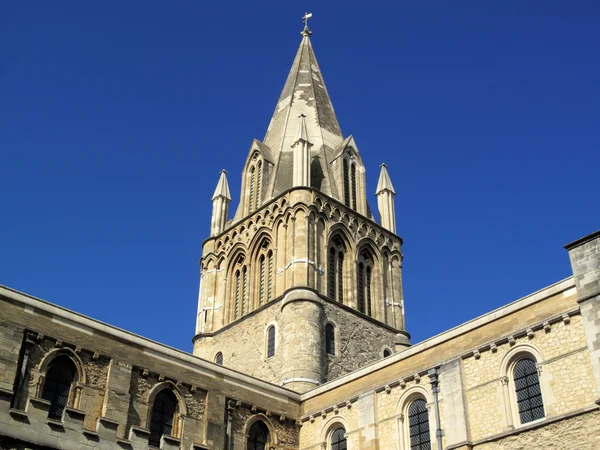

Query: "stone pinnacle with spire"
left=292, top=114, right=313, bottom=187
left=210, top=170, right=231, bottom=236
left=376, top=163, right=397, bottom=233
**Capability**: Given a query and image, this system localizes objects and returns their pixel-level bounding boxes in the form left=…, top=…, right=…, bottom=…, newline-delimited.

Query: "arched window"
left=258, top=240, right=274, bottom=307
left=328, top=236, right=346, bottom=303
left=256, top=161, right=262, bottom=211
left=343, top=158, right=350, bottom=207
left=215, top=352, right=223, bottom=365
left=41, top=355, right=76, bottom=420
left=149, top=390, right=177, bottom=447
left=242, top=266, right=248, bottom=316
left=513, top=358, right=545, bottom=424
left=235, top=269, right=241, bottom=319
left=408, top=398, right=430, bottom=450
left=330, top=427, right=347, bottom=450
left=248, top=166, right=256, bottom=214
left=267, top=326, right=276, bottom=358
left=357, top=249, right=374, bottom=316
left=247, top=420, right=269, bottom=450
left=383, top=348, right=392, bottom=358
left=382, top=253, right=390, bottom=324
left=247, top=157, right=263, bottom=214
left=351, top=163, right=357, bottom=210
left=267, top=251, right=273, bottom=302
left=325, top=323, right=335, bottom=355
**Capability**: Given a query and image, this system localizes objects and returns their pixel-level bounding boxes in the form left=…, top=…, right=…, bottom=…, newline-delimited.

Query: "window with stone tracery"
left=327, top=235, right=346, bottom=303
left=233, top=255, right=247, bottom=320
left=342, top=152, right=358, bottom=211
left=357, top=248, right=374, bottom=316
left=247, top=155, right=263, bottom=214
left=257, top=239, right=274, bottom=306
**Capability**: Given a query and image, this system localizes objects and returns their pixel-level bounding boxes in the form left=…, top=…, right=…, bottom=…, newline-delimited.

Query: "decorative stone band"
left=280, top=377, right=321, bottom=387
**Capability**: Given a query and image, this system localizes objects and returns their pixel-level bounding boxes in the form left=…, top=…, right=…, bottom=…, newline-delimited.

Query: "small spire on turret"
left=376, top=163, right=397, bottom=233
left=211, top=170, right=231, bottom=236
left=376, top=163, right=396, bottom=195
left=212, top=169, right=231, bottom=201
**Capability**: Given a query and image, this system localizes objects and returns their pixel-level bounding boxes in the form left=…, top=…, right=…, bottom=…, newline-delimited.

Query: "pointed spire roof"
left=212, top=170, right=231, bottom=201
left=376, top=164, right=396, bottom=195
left=262, top=30, right=345, bottom=197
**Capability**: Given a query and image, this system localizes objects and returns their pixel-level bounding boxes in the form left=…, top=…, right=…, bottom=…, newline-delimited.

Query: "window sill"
left=47, top=418, right=65, bottom=430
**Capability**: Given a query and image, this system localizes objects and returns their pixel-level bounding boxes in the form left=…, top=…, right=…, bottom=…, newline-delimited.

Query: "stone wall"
left=0, top=290, right=302, bottom=450
left=462, top=313, right=598, bottom=441
left=193, top=292, right=399, bottom=388
left=193, top=299, right=284, bottom=384
left=321, top=301, right=397, bottom=381
left=474, top=410, right=600, bottom=450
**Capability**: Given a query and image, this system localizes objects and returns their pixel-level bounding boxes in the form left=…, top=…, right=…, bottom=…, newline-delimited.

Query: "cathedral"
left=1, top=21, right=600, bottom=450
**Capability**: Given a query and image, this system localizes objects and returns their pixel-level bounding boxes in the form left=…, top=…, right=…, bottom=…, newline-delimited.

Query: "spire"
left=262, top=19, right=344, bottom=197
left=212, top=170, right=231, bottom=201
left=376, top=163, right=396, bottom=195
left=376, top=164, right=397, bottom=234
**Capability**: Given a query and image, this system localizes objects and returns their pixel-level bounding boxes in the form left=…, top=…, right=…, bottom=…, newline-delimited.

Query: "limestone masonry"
left=1, top=23, right=599, bottom=450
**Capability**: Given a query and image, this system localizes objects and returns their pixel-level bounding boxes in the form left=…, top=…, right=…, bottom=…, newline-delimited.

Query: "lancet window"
left=357, top=249, right=374, bottom=316
left=342, top=152, right=358, bottom=211
left=247, top=156, right=263, bottom=214
left=267, top=326, right=276, bottom=358
left=327, top=235, right=346, bottom=303
left=233, top=255, right=248, bottom=320
left=325, top=323, right=335, bottom=355
left=258, top=239, right=274, bottom=306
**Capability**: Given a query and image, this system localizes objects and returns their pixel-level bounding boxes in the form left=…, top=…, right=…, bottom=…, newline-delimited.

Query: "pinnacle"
left=376, top=163, right=396, bottom=195
left=212, top=170, right=231, bottom=201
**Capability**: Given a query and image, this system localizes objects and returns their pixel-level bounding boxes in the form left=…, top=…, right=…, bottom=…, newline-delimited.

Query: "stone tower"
left=192, top=23, right=410, bottom=393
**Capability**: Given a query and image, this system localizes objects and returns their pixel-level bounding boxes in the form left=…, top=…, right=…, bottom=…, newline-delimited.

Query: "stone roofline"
left=564, top=229, right=600, bottom=250
left=201, top=185, right=403, bottom=251
left=191, top=285, right=410, bottom=343
left=1, top=276, right=577, bottom=403
left=300, top=275, right=576, bottom=401
left=0, top=285, right=302, bottom=403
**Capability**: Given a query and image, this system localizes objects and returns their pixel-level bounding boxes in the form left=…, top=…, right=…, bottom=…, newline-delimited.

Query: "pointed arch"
left=146, top=381, right=187, bottom=446
left=243, top=414, right=278, bottom=449
left=38, top=347, right=87, bottom=387
left=327, top=232, right=349, bottom=304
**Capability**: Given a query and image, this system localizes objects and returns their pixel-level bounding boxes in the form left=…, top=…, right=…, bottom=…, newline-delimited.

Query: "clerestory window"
left=408, top=398, right=430, bottom=450
left=514, top=358, right=545, bottom=424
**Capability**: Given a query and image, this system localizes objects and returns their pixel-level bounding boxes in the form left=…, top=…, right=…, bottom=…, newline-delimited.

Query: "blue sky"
left=1, top=2, right=599, bottom=351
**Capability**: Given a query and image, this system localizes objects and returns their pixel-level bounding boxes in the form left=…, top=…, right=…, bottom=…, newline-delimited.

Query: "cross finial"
left=301, top=12, right=313, bottom=37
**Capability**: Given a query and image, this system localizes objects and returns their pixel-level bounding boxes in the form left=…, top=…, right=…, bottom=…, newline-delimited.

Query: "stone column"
left=565, top=230, right=600, bottom=404
left=279, top=289, right=324, bottom=393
